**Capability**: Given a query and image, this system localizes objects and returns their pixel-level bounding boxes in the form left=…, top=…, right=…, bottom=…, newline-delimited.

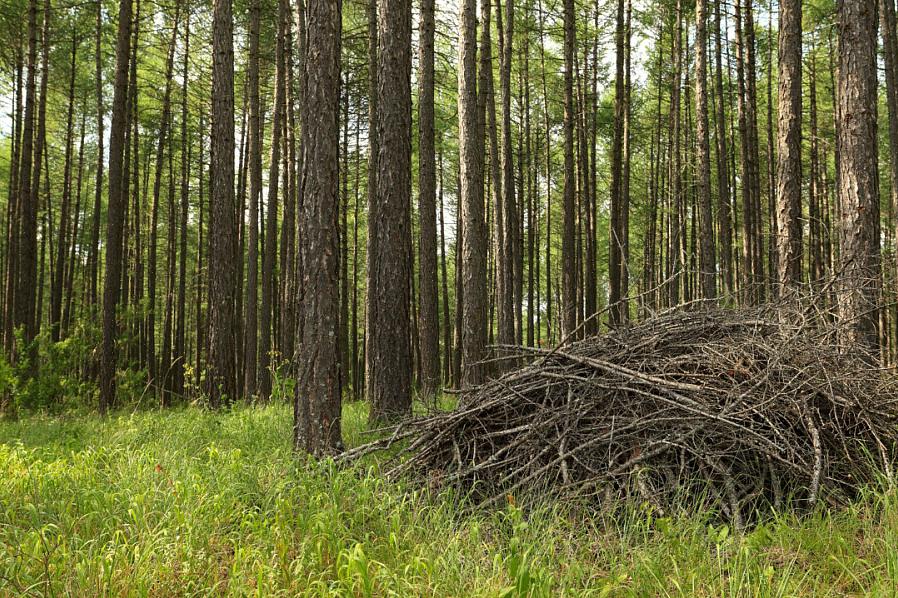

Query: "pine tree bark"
left=609, top=0, right=627, bottom=323
left=695, top=0, right=717, bottom=301
left=458, top=0, right=487, bottom=386
left=560, top=0, right=577, bottom=336
left=417, top=0, right=440, bottom=398
left=208, top=0, right=239, bottom=406
left=837, top=0, right=881, bottom=357
left=295, top=0, right=343, bottom=454
left=100, top=0, right=133, bottom=413
left=776, top=0, right=802, bottom=289
left=244, top=0, right=262, bottom=399
left=368, top=0, right=413, bottom=421
left=497, top=0, right=517, bottom=348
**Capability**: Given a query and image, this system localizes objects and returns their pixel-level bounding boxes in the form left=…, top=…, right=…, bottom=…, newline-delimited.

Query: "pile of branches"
left=342, top=304, right=898, bottom=525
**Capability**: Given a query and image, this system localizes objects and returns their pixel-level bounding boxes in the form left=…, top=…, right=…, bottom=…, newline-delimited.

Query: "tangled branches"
left=342, top=304, right=898, bottom=525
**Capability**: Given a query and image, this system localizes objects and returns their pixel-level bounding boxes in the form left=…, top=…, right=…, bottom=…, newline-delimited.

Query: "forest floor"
left=0, top=402, right=897, bottom=596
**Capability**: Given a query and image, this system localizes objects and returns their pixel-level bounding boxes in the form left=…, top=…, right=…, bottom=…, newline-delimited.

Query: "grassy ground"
left=1, top=402, right=897, bottom=596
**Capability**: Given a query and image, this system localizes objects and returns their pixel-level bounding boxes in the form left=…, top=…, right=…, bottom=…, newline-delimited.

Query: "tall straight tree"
left=417, top=0, right=440, bottom=398
left=208, top=0, right=239, bottom=406
left=837, top=0, right=881, bottom=357
left=561, top=0, right=577, bottom=336
left=458, top=0, right=487, bottom=386
left=694, top=0, right=716, bottom=300
left=88, top=0, right=104, bottom=311
left=14, top=0, right=42, bottom=356
left=50, top=34, right=78, bottom=343
left=260, top=0, right=288, bottom=401
left=147, top=4, right=181, bottom=395
left=295, top=0, right=343, bottom=454
left=609, top=0, right=627, bottom=323
left=775, top=0, right=802, bottom=288
left=496, top=0, right=517, bottom=347
left=100, top=0, right=133, bottom=413
left=881, top=0, right=898, bottom=340
left=243, top=0, right=262, bottom=400
left=368, top=0, right=413, bottom=421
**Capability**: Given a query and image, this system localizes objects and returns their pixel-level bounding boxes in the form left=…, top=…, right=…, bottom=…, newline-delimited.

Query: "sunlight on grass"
left=0, top=403, right=896, bottom=596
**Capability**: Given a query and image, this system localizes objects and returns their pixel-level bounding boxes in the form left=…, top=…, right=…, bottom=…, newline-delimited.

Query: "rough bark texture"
left=417, top=0, right=440, bottom=398
left=458, top=0, right=487, bottom=386
left=695, top=0, right=717, bottom=301
left=208, top=0, right=239, bottom=406
left=561, top=0, right=577, bottom=336
left=775, top=0, right=803, bottom=288
left=609, top=0, right=626, bottom=323
left=367, top=0, right=413, bottom=421
left=497, top=0, right=517, bottom=347
left=100, top=0, right=133, bottom=413
left=837, top=0, right=881, bottom=357
left=294, top=0, right=343, bottom=454
left=243, top=0, right=262, bottom=400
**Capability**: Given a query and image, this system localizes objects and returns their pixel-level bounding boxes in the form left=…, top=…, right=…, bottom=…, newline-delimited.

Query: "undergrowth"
left=1, top=402, right=897, bottom=596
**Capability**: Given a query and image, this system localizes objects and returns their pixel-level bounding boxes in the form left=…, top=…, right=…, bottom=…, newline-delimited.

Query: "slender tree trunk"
left=363, top=0, right=377, bottom=396
left=64, top=111, right=86, bottom=336
left=496, top=0, right=517, bottom=348
left=51, top=34, right=78, bottom=343
left=2, top=44, right=22, bottom=356
left=881, top=0, right=898, bottom=349
left=244, top=0, right=262, bottom=400
left=695, top=0, right=716, bottom=301
left=147, top=5, right=181, bottom=397
left=173, top=11, right=191, bottom=399
left=417, top=0, right=440, bottom=398
left=260, top=0, right=287, bottom=401
left=458, top=0, right=487, bottom=386
left=561, top=0, right=577, bottom=336
left=713, top=0, right=733, bottom=299
left=609, top=0, right=627, bottom=323
left=100, top=0, right=133, bottom=413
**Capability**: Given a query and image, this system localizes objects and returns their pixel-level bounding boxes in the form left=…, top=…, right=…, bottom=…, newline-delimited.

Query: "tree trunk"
left=174, top=11, right=191, bottom=399
left=775, top=0, right=802, bottom=289
left=368, top=0, right=413, bottom=421
left=695, top=0, right=716, bottom=301
left=458, top=0, right=487, bottom=386
left=208, top=0, right=239, bottom=406
left=100, top=0, right=133, bottom=413
left=417, top=0, right=440, bottom=398
left=148, top=5, right=181, bottom=397
left=244, top=0, right=262, bottom=400
left=837, top=0, right=881, bottom=357
left=714, top=0, right=733, bottom=299
left=50, top=33, right=78, bottom=344
left=560, top=0, right=577, bottom=336
left=295, top=0, right=343, bottom=454
left=260, top=0, right=287, bottom=401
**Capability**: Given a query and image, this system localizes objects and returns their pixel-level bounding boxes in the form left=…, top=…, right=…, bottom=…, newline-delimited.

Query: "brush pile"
left=341, top=304, right=898, bottom=524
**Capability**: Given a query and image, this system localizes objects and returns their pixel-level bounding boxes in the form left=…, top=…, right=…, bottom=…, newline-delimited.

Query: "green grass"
left=1, top=403, right=897, bottom=596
